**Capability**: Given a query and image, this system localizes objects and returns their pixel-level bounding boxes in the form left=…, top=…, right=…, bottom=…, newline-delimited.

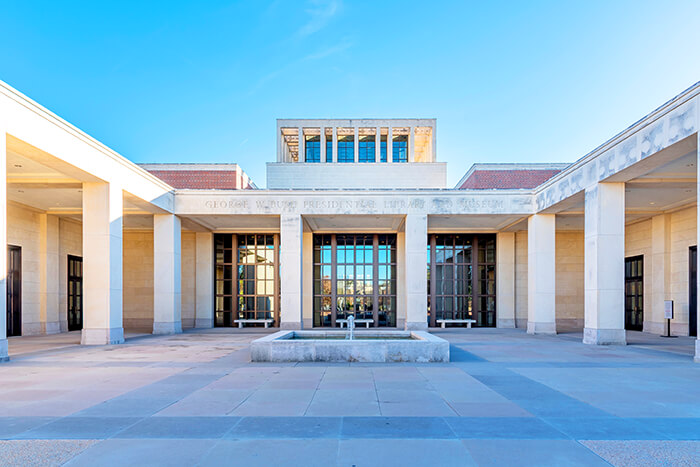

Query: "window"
left=215, top=234, right=279, bottom=327
left=392, top=135, right=408, bottom=163
left=337, top=136, right=354, bottom=163
left=380, top=135, right=387, bottom=162
left=313, top=234, right=396, bottom=327
left=326, top=137, right=333, bottom=162
left=305, top=135, right=320, bottom=163
left=358, top=136, right=376, bottom=163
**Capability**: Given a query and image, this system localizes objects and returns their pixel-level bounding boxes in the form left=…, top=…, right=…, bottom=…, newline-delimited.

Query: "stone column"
left=695, top=132, right=700, bottom=362
left=153, top=214, right=182, bottom=334
left=353, top=126, right=359, bottom=163
left=332, top=127, right=338, bottom=163
left=409, top=126, right=415, bottom=162
left=649, top=214, right=670, bottom=334
left=584, top=182, right=626, bottom=345
left=39, top=214, right=60, bottom=334
left=298, top=127, right=304, bottom=162
left=280, top=214, right=303, bottom=329
left=496, top=232, right=516, bottom=328
left=320, top=127, right=327, bottom=163
left=375, top=127, right=381, bottom=162
left=195, top=232, right=214, bottom=328
left=388, top=127, right=393, bottom=163
left=404, top=214, right=428, bottom=330
left=0, top=127, right=8, bottom=360
left=81, top=182, right=124, bottom=345
left=527, top=214, right=556, bottom=334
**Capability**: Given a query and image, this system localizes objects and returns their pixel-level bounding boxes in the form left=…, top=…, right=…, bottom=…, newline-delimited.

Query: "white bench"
left=234, top=319, right=274, bottom=328
left=337, top=318, right=374, bottom=328
left=437, top=319, right=476, bottom=329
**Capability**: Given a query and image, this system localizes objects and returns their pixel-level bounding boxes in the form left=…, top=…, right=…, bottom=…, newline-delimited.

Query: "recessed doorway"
left=67, top=255, right=83, bottom=331
left=624, top=255, right=644, bottom=331
left=7, top=245, right=21, bottom=337
left=690, top=246, right=697, bottom=337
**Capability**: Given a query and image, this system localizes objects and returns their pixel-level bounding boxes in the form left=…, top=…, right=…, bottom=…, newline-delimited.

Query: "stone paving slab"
left=0, top=327, right=699, bottom=465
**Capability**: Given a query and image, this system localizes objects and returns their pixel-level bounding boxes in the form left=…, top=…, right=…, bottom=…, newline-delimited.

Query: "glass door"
left=427, top=234, right=496, bottom=327
left=7, top=245, right=21, bottom=337
left=624, top=255, right=644, bottom=331
left=67, top=255, right=83, bottom=331
left=313, top=234, right=396, bottom=327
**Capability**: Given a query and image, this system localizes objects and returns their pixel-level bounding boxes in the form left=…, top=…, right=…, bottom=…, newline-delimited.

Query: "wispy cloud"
left=296, top=0, right=341, bottom=37
left=303, top=38, right=353, bottom=61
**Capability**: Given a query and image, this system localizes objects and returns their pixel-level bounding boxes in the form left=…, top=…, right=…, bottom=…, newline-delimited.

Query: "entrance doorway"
left=67, top=255, right=83, bottom=331
left=690, top=246, right=697, bottom=337
left=312, top=234, right=397, bottom=327
left=214, top=234, right=280, bottom=327
left=624, top=255, right=644, bottom=331
left=427, top=234, right=496, bottom=327
left=7, top=245, right=21, bottom=337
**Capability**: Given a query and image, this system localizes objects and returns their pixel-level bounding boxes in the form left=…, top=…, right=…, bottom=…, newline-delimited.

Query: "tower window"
left=305, top=135, right=320, bottom=163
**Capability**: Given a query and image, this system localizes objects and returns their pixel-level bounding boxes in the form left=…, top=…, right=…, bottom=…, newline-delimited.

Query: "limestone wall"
left=58, top=218, right=82, bottom=332
left=181, top=232, right=196, bottom=328
left=514, top=231, right=528, bottom=328
left=624, top=207, right=697, bottom=336
left=554, top=231, right=584, bottom=330
left=122, top=231, right=154, bottom=330
left=7, top=203, right=42, bottom=335
left=513, top=229, right=585, bottom=330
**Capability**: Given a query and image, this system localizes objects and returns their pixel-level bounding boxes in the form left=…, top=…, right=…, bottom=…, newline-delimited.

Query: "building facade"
left=1, top=80, right=700, bottom=361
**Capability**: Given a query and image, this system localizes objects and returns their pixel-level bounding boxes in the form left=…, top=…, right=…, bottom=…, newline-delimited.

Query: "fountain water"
left=345, top=315, right=355, bottom=340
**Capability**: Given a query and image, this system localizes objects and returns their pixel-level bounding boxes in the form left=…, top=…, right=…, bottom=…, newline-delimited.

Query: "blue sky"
left=2, top=0, right=699, bottom=187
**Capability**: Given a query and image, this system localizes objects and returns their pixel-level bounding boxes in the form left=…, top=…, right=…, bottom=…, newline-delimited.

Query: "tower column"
left=375, top=126, right=381, bottom=162
left=388, top=127, right=393, bottom=162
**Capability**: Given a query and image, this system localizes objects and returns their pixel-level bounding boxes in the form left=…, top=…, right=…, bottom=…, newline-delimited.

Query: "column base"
left=194, top=318, right=214, bottom=329
left=497, top=319, right=516, bottom=329
left=527, top=321, right=556, bottom=335
left=405, top=321, right=428, bottom=331
left=0, top=339, right=8, bottom=362
left=280, top=322, right=302, bottom=330
left=81, top=327, right=124, bottom=345
left=694, top=340, right=700, bottom=363
left=153, top=322, right=183, bottom=335
left=583, top=327, right=626, bottom=345
left=43, top=322, right=61, bottom=335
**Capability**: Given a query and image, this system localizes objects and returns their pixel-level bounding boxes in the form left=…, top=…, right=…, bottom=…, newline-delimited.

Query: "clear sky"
left=2, top=1, right=699, bottom=187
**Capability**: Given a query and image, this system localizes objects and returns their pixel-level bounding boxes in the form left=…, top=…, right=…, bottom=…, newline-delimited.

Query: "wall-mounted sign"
left=664, top=300, right=674, bottom=320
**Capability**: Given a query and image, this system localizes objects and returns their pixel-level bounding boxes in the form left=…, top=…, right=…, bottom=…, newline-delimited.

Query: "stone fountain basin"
left=250, top=330, right=449, bottom=363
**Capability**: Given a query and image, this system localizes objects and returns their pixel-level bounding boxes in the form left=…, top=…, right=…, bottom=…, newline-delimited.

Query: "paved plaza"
left=0, top=328, right=699, bottom=466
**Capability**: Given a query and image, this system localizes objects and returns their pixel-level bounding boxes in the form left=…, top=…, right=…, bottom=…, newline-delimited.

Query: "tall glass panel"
left=326, top=137, right=333, bottom=162
left=392, top=135, right=408, bottom=162
left=305, top=135, right=320, bottom=162
left=358, top=136, right=376, bottom=163
left=313, top=234, right=396, bottom=327
left=214, top=233, right=278, bottom=327
left=427, top=234, right=496, bottom=327
left=337, top=135, right=354, bottom=163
